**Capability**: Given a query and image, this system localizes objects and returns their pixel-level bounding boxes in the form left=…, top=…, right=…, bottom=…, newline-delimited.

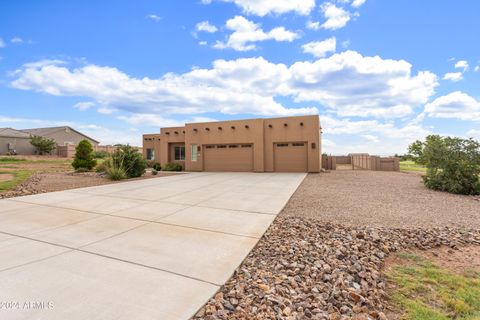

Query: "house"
left=143, top=115, right=321, bottom=172
left=0, top=126, right=99, bottom=155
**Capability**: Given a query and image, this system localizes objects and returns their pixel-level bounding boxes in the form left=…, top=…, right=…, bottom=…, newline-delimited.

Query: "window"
left=228, top=145, right=238, bottom=148
left=146, top=148, right=155, bottom=160
left=191, top=144, right=198, bottom=161
left=174, top=146, right=185, bottom=161
left=277, top=143, right=289, bottom=147
left=206, top=145, right=214, bottom=149
left=241, top=144, right=252, bottom=148
left=292, top=143, right=305, bottom=147
left=217, top=145, right=227, bottom=149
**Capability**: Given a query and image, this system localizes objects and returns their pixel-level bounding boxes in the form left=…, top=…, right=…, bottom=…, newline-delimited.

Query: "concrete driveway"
left=0, top=172, right=306, bottom=320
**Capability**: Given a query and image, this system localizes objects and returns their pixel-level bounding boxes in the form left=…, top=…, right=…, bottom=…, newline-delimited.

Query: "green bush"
left=152, top=162, right=161, bottom=171
left=408, top=135, right=480, bottom=195
left=163, top=162, right=183, bottom=171
left=92, top=151, right=109, bottom=159
left=72, top=140, right=97, bottom=171
left=95, top=162, right=107, bottom=173
left=111, top=145, right=147, bottom=178
left=30, top=135, right=56, bottom=155
left=152, top=169, right=158, bottom=175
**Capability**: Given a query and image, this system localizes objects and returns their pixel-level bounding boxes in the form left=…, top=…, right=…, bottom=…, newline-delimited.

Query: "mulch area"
left=193, top=171, right=480, bottom=320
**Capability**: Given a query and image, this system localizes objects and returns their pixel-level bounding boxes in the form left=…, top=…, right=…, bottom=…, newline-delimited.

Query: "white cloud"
left=117, top=114, right=218, bottom=128
left=454, top=60, right=469, bottom=71
left=73, top=101, right=95, bottom=111
left=425, top=91, right=480, bottom=121
left=321, top=115, right=431, bottom=155
left=289, top=51, right=438, bottom=118
left=351, top=0, right=366, bottom=8
left=306, top=21, right=321, bottom=31
left=196, top=21, right=218, bottom=33
left=11, top=37, right=24, bottom=44
left=320, top=3, right=351, bottom=30
left=302, top=37, right=336, bottom=58
left=474, top=65, right=479, bottom=72
left=199, top=41, right=208, bottom=46
left=146, top=14, right=161, bottom=21
left=11, top=51, right=438, bottom=120
left=443, top=72, right=463, bottom=82
left=0, top=38, right=5, bottom=48
left=97, top=107, right=116, bottom=115
left=205, top=0, right=315, bottom=16
left=214, top=16, right=300, bottom=51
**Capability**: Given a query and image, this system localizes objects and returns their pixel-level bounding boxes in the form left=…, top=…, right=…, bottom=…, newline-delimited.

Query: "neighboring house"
left=0, top=126, right=99, bottom=155
left=143, top=115, right=322, bottom=173
left=21, top=126, right=99, bottom=147
left=0, top=128, right=35, bottom=155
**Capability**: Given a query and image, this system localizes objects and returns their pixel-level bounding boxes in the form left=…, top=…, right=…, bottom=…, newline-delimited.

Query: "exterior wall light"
left=311, top=142, right=316, bottom=149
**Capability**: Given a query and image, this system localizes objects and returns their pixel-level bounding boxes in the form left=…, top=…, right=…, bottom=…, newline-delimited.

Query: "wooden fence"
left=322, top=154, right=400, bottom=172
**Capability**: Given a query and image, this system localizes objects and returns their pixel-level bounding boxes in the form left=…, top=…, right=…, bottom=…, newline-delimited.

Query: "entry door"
left=204, top=144, right=253, bottom=172
left=274, top=142, right=308, bottom=172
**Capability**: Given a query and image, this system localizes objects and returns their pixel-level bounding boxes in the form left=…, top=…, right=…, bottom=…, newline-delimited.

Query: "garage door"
left=274, top=142, right=308, bottom=172
left=204, top=144, right=253, bottom=172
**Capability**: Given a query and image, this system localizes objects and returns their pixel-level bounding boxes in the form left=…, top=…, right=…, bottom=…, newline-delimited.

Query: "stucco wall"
left=39, top=128, right=99, bottom=146
left=0, top=137, right=36, bottom=155
left=142, top=115, right=322, bottom=172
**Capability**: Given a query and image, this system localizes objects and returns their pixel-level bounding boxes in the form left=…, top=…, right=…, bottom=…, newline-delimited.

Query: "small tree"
left=72, top=140, right=97, bottom=171
left=408, top=135, right=480, bottom=195
left=30, top=135, right=56, bottom=155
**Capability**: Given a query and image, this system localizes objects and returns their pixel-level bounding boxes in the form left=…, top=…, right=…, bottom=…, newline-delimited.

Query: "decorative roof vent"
left=205, top=127, right=210, bottom=131
left=218, top=127, right=222, bottom=130
left=284, top=123, right=288, bottom=127
left=193, top=128, right=198, bottom=132
left=268, top=124, right=273, bottom=128
left=300, top=122, right=304, bottom=126
left=231, top=126, right=236, bottom=130
left=245, top=125, right=249, bottom=129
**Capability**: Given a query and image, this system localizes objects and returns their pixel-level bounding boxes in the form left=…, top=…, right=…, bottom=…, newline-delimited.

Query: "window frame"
left=174, top=146, right=185, bottom=161
left=191, top=144, right=198, bottom=161
left=146, top=148, right=155, bottom=160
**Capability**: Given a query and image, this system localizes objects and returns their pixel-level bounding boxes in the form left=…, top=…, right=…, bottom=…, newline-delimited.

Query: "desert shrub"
left=104, top=157, right=127, bottom=180
left=163, top=162, right=183, bottom=171
left=408, top=135, right=480, bottom=195
left=30, top=135, right=56, bottom=155
left=152, top=162, right=161, bottom=171
left=152, top=169, right=158, bottom=175
left=95, top=162, right=107, bottom=173
left=92, top=151, right=109, bottom=159
left=111, top=145, right=147, bottom=178
left=72, top=140, right=97, bottom=171
left=146, top=160, right=155, bottom=168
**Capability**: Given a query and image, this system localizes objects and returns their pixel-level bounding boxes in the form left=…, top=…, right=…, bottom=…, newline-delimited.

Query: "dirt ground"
left=282, top=170, right=480, bottom=229
left=0, top=156, right=181, bottom=198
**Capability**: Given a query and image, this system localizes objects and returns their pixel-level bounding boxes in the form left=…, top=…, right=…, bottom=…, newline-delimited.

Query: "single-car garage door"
left=274, top=142, right=308, bottom=172
left=204, top=144, right=253, bottom=172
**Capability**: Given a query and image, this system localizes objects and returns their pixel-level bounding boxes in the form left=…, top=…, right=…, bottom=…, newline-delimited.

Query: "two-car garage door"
left=204, top=144, right=253, bottom=172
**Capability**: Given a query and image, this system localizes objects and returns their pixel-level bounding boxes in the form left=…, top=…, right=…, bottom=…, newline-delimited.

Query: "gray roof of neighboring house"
left=21, top=126, right=100, bottom=144
left=0, top=128, right=31, bottom=138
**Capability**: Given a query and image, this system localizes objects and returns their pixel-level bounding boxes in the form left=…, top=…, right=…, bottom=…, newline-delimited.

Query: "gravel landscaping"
left=283, top=171, right=480, bottom=229
left=193, top=171, right=480, bottom=320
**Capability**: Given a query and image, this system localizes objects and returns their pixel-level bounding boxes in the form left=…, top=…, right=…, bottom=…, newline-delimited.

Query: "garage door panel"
left=274, top=143, right=307, bottom=172
left=204, top=145, right=253, bottom=172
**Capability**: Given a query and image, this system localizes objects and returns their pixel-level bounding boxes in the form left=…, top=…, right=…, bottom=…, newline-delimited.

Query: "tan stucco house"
left=143, top=115, right=321, bottom=172
left=0, top=126, right=99, bottom=155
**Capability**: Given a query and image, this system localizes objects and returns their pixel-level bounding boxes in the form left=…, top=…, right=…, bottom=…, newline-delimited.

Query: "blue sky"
left=1, top=0, right=479, bottom=154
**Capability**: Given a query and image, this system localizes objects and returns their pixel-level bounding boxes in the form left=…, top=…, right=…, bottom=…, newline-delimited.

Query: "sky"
left=0, top=0, right=479, bottom=155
